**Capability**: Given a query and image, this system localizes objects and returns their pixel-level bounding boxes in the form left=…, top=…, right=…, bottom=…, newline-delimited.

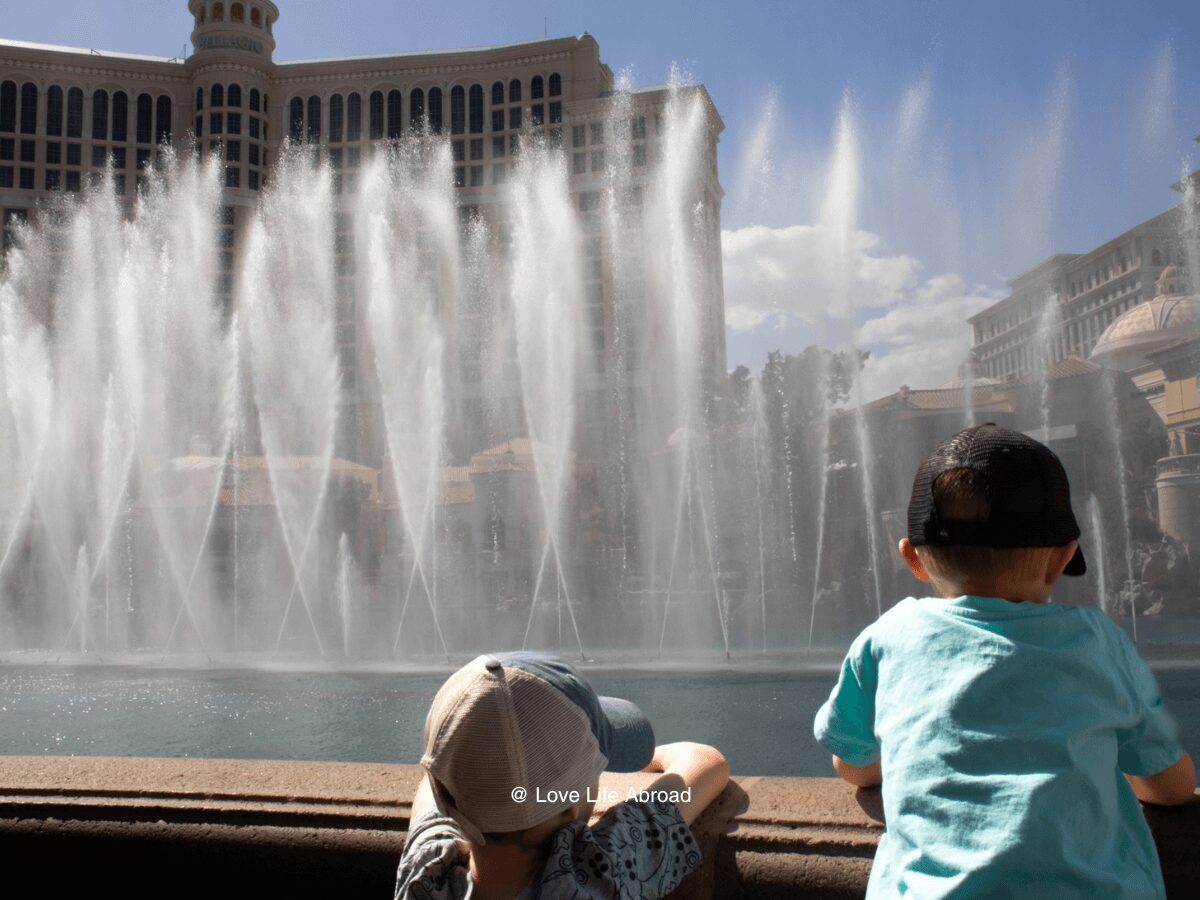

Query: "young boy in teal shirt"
left=815, top=424, right=1194, bottom=897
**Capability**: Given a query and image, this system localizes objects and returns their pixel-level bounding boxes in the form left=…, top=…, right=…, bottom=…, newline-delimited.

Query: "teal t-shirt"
left=814, top=595, right=1185, bottom=898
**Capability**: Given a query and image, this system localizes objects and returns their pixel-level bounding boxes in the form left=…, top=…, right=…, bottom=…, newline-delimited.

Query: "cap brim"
left=1064, top=544, right=1086, bottom=577
left=598, top=696, right=655, bottom=772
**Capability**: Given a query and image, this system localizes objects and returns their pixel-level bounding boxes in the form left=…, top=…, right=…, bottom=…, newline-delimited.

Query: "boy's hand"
left=641, top=743, right=730, bottom=825
left=832, top=755, right=882, bottom=789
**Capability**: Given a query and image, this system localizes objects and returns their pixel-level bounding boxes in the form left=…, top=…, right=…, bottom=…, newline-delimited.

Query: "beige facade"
left=0, top=1, right=726, bottom=465
left=969, top=208, right=1182, bottom=380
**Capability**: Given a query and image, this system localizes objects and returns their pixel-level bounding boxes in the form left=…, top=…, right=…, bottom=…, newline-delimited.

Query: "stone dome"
left=1089, top=266, right=1200, bottom=371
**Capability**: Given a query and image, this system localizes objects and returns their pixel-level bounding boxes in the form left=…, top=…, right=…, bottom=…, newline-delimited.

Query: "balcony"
left=1157, top=453, right=1200, bottom=479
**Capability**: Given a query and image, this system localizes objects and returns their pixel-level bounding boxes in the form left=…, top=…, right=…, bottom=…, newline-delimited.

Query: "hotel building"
left=968, top=205, right=1184, bottom=382
left=0, top=0, right=726, bottom=465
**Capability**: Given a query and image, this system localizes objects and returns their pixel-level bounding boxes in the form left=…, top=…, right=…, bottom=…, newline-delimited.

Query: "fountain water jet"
left=357, top=144, right=452, bottom=659
left=508, top=139, right=587, bottom=658
left=241, top=152, right=340, bottom=657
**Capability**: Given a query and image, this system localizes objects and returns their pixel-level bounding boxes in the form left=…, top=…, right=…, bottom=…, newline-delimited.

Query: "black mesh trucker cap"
left=907, top=423, right=1086, bottom=576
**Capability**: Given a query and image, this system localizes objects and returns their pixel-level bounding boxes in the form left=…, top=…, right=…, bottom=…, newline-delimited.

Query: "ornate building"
left=0, top=1, right=727, bottom=465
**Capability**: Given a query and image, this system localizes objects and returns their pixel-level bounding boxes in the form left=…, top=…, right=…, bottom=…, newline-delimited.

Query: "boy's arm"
left=409, top=773, right=438, bottom=822
left=641, top=741, right=730, bottom=824
left=815, top=631, right=881, bottom=786
left=832, top=755, right=882, bottom=788
left=1125, top=752, right=1196, bottom=806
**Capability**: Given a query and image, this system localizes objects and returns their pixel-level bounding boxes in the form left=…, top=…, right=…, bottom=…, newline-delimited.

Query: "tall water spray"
left=824, top=97, right=885, bottom=619
left=357, top=143, right=452, bottom=658
left=241, top=153, right=341, bottom=655
left=510, top=140, right=588, bottom=657
left=652, top=81, right=729, bottom=657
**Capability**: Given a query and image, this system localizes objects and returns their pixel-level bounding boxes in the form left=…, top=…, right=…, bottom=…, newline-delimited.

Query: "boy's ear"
left=899, top=538, right=931, bottom=583
left=1043, top=541, right=1079, bottom=584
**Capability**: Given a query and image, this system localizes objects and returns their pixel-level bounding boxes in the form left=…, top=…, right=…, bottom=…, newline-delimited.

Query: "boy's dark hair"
left=919, top=468, right=1048, bottom=581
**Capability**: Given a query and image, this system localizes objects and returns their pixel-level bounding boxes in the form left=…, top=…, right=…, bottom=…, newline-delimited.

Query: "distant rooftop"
left=278, top=34, right=586, bottom=67
left=600, top=84, right=673, bottom=96
left=0, top=37, right=183, bottom=64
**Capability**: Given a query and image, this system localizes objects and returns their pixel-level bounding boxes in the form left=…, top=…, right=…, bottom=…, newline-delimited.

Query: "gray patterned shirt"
left=394, top=799, right=701, bottom=899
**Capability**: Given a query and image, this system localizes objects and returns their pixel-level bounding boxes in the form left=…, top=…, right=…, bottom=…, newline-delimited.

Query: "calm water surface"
left=1, top=664, right=1197, bottom=776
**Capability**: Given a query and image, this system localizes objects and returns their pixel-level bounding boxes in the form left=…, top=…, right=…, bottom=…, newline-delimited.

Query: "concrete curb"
left=0, top=757, right=1194, bottom=897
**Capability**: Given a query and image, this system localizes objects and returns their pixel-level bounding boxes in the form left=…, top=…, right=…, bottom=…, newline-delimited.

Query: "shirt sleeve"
left=394, top=808, right=474, bottom=900
left=1112, top=631, right=1185, bottom=777
left=813, top=629, right=881, bottom=766
left=536, top=798, right=701, bottom=898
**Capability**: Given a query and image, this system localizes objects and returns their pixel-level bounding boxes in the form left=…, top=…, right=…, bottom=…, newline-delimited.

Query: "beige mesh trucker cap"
left=420, top=652, right=656, bottom=844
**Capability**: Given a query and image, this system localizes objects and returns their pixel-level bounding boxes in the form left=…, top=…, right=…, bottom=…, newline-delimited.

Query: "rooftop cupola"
left=188, top=0, right=278, bottom=64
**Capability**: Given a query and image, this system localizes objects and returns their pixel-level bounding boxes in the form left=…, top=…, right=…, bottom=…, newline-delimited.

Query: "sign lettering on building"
left=194, top=34, right=265, bottom=54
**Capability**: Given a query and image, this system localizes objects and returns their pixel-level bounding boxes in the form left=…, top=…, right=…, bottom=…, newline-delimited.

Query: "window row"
left=285, top=77, right=563, bottom=143
left=196, top=111, right=267, bottom=141
left=196, top=84, right=267, bottom=113
left=571, top=144, right=655, bottom=174
left=0, top=82, right=172, bottom=144
left=196, top=2, right=271, bottom=30
left=204, top=138, right=266, bottom=168
left=489, top=74, right=562, bottom=105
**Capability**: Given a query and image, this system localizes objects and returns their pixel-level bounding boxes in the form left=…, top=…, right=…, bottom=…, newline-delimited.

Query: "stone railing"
left=1157, top=453, right=1200, bottom=479
left=0, top=757, right=1194, bottom=897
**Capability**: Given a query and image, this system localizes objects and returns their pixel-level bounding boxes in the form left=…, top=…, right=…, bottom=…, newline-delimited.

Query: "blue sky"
left=8, top=0, right=1200, bottom=393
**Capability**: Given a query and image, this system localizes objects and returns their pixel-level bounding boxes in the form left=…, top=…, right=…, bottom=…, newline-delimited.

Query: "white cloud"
left=721, top=224, right=921, bottom=331
left=857, top=273, right=999, bottom=397
left=722, top=225, right=1001, bottom=400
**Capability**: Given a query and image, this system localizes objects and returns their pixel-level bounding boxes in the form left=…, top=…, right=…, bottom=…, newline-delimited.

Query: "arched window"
left=548, top=73, right=561, bottom=96
left=369, top=90, right=384, bottom=140
left=156, top=95, right=172, bottom=143
left=213, top=2, right=225, bottom=22
left=449, top=85, right=465, bottom=135
left=249, top=88, right=260, bottom=112
left=231, top=3, right=245, bottom=23
left=306, top=95, right=321, bottom=142
left=1153, top=249, right=1162, bottom=266
left=409, top=88, right=424, bottom=131
left=135, top=93, right=152, bottom=143
left=387, top=89, right=402, bottom=139
left=0, top=79, right=14, bottom=132
left=262, top=94, right=269, bottom=115
left=227, top=84, right=241, bottom=108
left=468, top=84, right=483, bottom=134
left=195, top=87, right=203, bottom=110
left=211, top=83, right=224, bottom=107
left=112, top=91, right=128, bottom=142
left=0, top=81, right=16, bottom=132
left=531, top=76, right=544, bottom=99
left=45, top=85, right=63, bottom=136
left=288, top=97, right=303, bottom=142
left=250, top=7, right=262, bottom=27
left=329, top=94, right=343, bottom=142
left=491, top=81, right=504, bottom=106
left=19, top=83, right=37, bottom=134
left=67, top=87, right=84, bottom=138
left=508, top=79, right=521, bottom=103
left=346, top=92, right=361, bottom=141
left=427, top=87, right=442, bottom=134
left=92, top=89, right=109, bottom=140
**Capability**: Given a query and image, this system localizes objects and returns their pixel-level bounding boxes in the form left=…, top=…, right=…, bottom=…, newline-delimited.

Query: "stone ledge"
left=0, top=756, right=1194, bottom=898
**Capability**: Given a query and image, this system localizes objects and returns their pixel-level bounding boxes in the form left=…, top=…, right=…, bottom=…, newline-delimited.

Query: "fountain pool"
left=1, top=661, right=1197, bottom=776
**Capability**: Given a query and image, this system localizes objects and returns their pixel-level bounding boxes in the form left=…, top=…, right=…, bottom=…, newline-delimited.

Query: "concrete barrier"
left=0, top=757, right=1194, bottom=897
